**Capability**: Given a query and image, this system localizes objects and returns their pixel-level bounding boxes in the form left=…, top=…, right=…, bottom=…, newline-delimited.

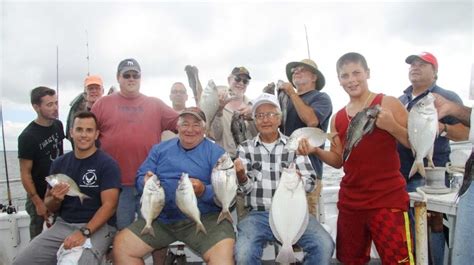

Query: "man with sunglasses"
left=279, top=59, right=333, bottom=216
left=91, top=58, right=179, bottom=233
left=210, top=66, right=258, bottom=159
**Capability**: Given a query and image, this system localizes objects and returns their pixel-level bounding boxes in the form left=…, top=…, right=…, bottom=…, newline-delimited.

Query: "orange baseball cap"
left=84, top=75, right=103, bottom=88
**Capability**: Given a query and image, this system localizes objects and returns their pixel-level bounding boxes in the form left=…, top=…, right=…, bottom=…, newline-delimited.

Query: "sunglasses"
left=234, top=76, right=249, bottom=85
left=122, top=73, right=141, bottom=79
left=291, top=66, right=310, bottom=74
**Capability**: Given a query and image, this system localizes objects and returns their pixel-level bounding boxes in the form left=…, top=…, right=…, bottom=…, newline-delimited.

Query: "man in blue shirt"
left=113, top=107, right=235, bottom=265
left=398, top=52, right=468, bottom=265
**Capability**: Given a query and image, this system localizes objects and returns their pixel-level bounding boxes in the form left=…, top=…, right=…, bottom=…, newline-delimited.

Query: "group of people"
left=14, top=51, right=473, bottom=265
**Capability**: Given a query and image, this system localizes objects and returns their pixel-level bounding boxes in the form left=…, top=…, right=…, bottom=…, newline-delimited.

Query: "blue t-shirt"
left=398, top=84, right=463, bottom=181
left=135, top=138, right=225, bottom=223
left=284, top=89, right=333, bottom=177
left=49, top=149, right=121, bottom=225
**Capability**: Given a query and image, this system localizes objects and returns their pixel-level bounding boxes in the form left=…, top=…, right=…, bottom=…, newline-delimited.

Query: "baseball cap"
left=179, top=107, right=207, bottom=122
left=84, top=75, right=103, bottom=88
left=286, top=59, right=326, bottom=91
left=231, top=66, right=251, bottom=79
left=405, top=52, right=438, bottom=70
left=117, top=58, right=141, bottom=75
left=251, top=93, right=281, bottom=117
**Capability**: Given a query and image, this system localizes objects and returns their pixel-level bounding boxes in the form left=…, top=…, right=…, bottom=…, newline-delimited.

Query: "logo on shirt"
left=80, top=169, right=98, bottom=188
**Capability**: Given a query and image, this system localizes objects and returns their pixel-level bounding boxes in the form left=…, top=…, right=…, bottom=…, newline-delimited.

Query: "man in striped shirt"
left=233, top=93, right=334, bottom=265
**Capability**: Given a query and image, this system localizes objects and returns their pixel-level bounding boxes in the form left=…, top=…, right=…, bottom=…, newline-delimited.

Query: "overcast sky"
left=1, top=0, right=473, bottom=151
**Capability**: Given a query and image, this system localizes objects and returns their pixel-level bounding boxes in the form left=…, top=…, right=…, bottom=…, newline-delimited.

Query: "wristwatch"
left=440, top=123, right=448, bottom=137
left=80, top=227, right=91, bottom=237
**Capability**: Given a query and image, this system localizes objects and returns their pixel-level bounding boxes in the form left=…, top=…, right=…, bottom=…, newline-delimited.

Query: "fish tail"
left=217, top=210, right=234, bottom=224
left=275, top=243, right=297, bottom=263
left=195, top=222, right=207, bottom=235
left=409, top=161, right=426, bottom=178
left=78, top=193, right=91, bottom=204
left=140, top=224, right=155, bottom=237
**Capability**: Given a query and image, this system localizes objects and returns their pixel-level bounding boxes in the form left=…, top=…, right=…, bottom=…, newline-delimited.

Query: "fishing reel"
left=0, top=203, right=17, bottom=214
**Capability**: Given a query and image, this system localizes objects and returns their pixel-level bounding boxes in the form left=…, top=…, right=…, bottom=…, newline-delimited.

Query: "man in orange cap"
left=66, top=75, right=104, bottom=144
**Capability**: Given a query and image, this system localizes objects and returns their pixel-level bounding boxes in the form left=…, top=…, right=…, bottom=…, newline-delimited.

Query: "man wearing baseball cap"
left=91, top=58, right=179, bottom=234
left=66, top=74, right=104, bottom=144
left=279, top=58, right=333, bottom=215
left=114, top=106, right=235, bottom=265
left=233, top=93, right=334, bottom=264
left=398, top=52, right=468, bottom=265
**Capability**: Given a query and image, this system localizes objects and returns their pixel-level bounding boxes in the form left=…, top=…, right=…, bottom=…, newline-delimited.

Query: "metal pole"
left=304, top=25, right=311, bottom=59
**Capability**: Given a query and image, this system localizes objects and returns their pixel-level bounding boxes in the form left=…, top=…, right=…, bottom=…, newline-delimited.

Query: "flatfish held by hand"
left=140, top=173, right=165, bottom=237
left=269, top=163, right=309, bottom=264
left=286, top=127, right=336, bottom=152
left=211, top=152, right=238, bottom=224
left=175, top=173, right=207, bottom=234
left=343, top=104, right=381, bottom=162
left=408, top=93, right=438, bottom=178
left=45, top=174, right=91, bottom=204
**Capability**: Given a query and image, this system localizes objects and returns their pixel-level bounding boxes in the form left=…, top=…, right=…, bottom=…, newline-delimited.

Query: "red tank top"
left=335, top=93, right=408, bottom=211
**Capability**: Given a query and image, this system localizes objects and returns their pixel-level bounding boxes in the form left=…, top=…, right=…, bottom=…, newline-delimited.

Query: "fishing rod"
left=86, top=30, right=90, bottom=76
left=0, top=102, right=16, bottom=214
left=304, top=24, right=311, bottom=59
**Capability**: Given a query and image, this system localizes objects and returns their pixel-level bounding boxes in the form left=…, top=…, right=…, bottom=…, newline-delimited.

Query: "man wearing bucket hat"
left=398, top=52, right=467, bottom=265
left=66, top=75, right=104, bottom=145
left=279, top=58, right=333, bottom=215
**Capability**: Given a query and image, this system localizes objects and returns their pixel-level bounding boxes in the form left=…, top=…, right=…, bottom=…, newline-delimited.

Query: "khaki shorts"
left=128, top=212, right=235, bottom=255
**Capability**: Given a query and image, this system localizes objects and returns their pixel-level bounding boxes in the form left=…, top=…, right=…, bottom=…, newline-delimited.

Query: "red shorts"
left=336, top=207, right=414, bottom=265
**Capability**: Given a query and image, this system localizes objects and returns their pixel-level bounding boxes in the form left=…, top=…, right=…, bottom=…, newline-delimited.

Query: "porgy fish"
left=45, top=174, right=91, bottom=204
left=211, top=153, right=238, bottom=224
left=408, top=93, right=437, bottom=178
left=184, top=65, right=202, bottom=106
left=277, top=80, right=290, bottom=134
left=199, top=80, right=235, bottom=130
left=269, top=163, right=309, bottom=264
left=286, top=127, right=336, bottom=152
left=175, top=173, right=207, bottom=234
left=343, top=104, right=381, bottom=162
left=140, top=174, right=165, bottom=237
left=231, top=112, right=247, bottom=147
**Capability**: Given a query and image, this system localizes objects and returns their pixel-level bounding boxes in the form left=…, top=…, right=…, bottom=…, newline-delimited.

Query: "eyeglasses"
left=234, top=76, right=249, bottom=85
left=122, top=73, right=141, bottom=79
left=255, top=112, right=280, bottom=120
left=171, top=90, right=187, bottom=95
left=291, top=66, right=310, bottom=74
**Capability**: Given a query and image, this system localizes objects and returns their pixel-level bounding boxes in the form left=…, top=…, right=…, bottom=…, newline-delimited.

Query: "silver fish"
left=45, top=174, right=91, bottom=204
left=199, top=80, right=235, bottom=131
left=231, top=112, right=247, bottom=147
left=408, top=93, right=437, bottom=178
left=184, top=65, right=202, bottom=106
left=140, top=174, right=165, bottom=237
left=262, top=82, right=276, bottom=95
left=211, top=153, right=237, bottom=224
left=269, top=163, right=309, bottom=264
left=277, top=80, right=290, bottom=134
left=286, top=127, right=336, bottom=152
left=175, top=173, right=207, bottom=234
left=343, top=104, right=381, bottom=162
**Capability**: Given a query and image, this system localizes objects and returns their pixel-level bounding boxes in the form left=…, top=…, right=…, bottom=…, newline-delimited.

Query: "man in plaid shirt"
left=233, top=93, right=334, bottom=265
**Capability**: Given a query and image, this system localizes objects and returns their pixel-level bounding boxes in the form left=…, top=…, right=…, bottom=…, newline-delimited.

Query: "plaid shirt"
left=236, top=132, right=317, bottom=211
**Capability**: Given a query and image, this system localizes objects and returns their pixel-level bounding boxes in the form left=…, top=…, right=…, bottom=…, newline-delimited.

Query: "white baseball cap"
left=251, top=93, right=281, bottom=117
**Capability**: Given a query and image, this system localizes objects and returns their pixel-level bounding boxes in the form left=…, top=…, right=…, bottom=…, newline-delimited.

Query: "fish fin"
left=427, top=147, right=435, bottom=168
left=217, top=210, right=233, bottom=224
left=409, top=161, right=426, bottom=178
left=195, top=222, right=207, bottom=235
left=269, top=209, right=282, bottom=243
left=275, top=243, right=297, bottom=264
left=293, top=210, right=309, bottom=245
left=140, top=225, right=155, bottom=237
left=78, top=193, right=91, bottom=204
left=417, top=162, right=426, bottom=178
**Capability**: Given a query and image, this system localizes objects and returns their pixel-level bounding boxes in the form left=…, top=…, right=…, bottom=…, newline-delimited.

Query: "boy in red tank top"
left=299, top=52, right=414, bottom=265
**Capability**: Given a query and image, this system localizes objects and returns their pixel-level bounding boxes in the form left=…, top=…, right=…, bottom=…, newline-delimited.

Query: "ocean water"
left=0, top=150, right=344, bottom=211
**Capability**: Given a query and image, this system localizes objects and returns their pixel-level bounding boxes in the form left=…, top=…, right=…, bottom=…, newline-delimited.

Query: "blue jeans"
left=452, top=184, right=474, bottom=264
left=116, top=186, right=140, bottom=230
left=235, top=211, right=334, bottom=265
